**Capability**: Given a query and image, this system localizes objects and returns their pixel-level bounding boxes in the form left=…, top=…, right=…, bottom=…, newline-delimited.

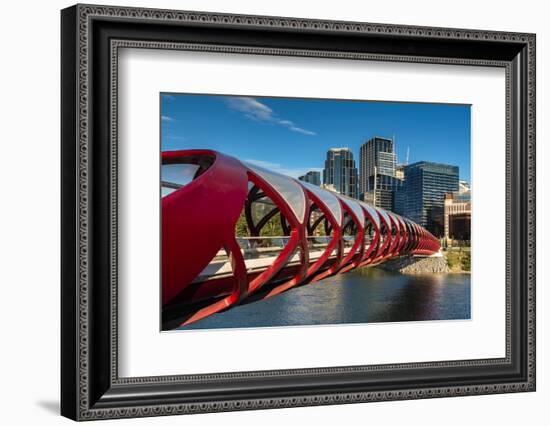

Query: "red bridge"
left=162, top=149, right=440, bottom=329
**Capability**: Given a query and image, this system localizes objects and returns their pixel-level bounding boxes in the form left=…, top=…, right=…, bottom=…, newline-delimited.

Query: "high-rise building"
left=358, top=136, right=402, bottom=210
left=444, top=190, right=471, bottom=245
left=359, top=137, right=396, bottom=191
left=322, top=148, right=358, bottom=198
left=399, top=161, right=459, bottom=237
left=298, top=170, right=321, bottom=186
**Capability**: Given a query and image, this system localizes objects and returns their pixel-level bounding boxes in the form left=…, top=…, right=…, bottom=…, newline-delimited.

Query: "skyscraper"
left=358, top=136, right=402, bottom=210
left=322, top=148, right=358, bottom=198
left=298, top=171, right=321, bottom=186
left=399, top=161, right=459, bottom=237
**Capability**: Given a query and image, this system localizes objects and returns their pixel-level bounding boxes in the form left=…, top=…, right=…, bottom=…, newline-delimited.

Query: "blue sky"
left=161, top=93, right=471, bottom=182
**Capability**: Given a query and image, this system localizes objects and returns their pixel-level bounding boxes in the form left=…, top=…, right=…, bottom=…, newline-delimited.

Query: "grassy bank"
left=444, top=248, right=471, bottom=273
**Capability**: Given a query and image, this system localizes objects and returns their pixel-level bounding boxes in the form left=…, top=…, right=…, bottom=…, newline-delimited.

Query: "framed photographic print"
left=61, top=4, right=536, bottom=421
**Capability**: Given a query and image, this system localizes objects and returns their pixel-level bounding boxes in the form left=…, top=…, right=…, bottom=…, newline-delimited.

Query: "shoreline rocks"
left=376, top=255, right=451, bottom=274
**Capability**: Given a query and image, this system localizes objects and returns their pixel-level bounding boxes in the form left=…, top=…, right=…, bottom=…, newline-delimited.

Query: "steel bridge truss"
left=161, top=149, right=440, bottom=328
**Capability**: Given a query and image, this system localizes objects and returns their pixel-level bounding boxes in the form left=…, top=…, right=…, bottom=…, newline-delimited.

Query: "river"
left=179, top=268, right=471, bottom=331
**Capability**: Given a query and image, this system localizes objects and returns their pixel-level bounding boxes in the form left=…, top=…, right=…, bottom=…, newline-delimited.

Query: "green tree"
left=234, top=210, right=287, bottom=237
left=235, top=211, right=250, bottom=237
left=259, top=212, right=284, bottom=236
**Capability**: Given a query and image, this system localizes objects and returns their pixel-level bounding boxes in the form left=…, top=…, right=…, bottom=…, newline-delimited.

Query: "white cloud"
left=226, top=97, right=273, bottom=121
left=225, top=97, right=316, bottom=136
left=243, top=158, right=322, bottom=179
left=289, top=126, right=316, bottom=136
left=161, top=115, right=175, bottom=122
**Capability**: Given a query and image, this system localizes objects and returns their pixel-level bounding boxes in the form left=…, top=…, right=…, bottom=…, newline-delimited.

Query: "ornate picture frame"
left=61, top=4, right=535, bottom=420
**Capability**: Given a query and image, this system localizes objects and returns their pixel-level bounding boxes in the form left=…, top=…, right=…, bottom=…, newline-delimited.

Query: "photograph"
left=160, top=94, right=472, bottom=331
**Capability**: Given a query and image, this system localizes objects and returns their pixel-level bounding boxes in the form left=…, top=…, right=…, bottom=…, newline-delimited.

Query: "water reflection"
left=179, top=268, right=471, bottom=330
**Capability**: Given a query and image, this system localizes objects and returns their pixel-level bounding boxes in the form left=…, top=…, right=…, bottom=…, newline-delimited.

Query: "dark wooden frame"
left=61, top=4, right=536, bottom=421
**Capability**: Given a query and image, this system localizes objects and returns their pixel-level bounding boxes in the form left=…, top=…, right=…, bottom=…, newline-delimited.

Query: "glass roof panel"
left=359, top=202, right=380, bottom=229
left=396, top=215, right=406, bottom=231
left=338, top=196, right=365, bottom=227
left=300, top=181, right=343, bottom=225
left=388, top=212, right=400, bottom=230
left=244, top=162, right=307, bottom=223
left=375, top=207, right=391, bottom=230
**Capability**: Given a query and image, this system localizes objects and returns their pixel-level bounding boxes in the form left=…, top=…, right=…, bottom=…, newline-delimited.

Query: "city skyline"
left=161, top=93, right=472, bottom=183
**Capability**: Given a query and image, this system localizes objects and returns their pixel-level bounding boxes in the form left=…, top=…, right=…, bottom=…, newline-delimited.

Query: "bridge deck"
left=194, top=247, right=352, bottom=282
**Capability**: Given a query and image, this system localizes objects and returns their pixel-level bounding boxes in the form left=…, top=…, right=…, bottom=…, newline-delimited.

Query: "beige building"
left=395, top=164, right=405, bottom=180
left=444, top=191, right=471, bottom=244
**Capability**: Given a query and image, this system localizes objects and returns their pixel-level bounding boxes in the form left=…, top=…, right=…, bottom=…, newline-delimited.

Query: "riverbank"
left=376, top=255, right=450, bottom=274
left=444, top=249, right=471, bottom=273
left=376, top=249, right=471, bottom=275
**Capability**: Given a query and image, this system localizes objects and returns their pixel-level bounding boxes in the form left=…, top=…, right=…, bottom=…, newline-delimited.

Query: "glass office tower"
left=298, top=170, right=321, bottom=186
left=400, top=161, right=459, bottom=237
left=323, top=148, right=358, bottom=198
